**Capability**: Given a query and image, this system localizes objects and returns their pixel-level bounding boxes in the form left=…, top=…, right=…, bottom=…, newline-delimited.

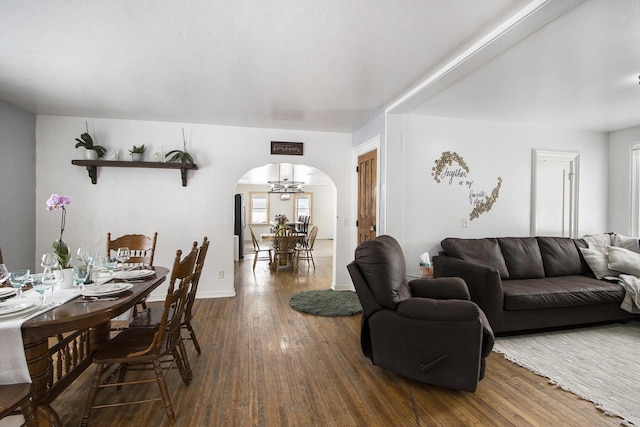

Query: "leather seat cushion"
left=503, top=275, right=625, bottom=310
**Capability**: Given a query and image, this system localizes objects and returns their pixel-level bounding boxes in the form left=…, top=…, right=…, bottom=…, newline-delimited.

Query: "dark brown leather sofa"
left=347, top=235, right=494, bottom=392
left=434, top=236, right=638, bottom=334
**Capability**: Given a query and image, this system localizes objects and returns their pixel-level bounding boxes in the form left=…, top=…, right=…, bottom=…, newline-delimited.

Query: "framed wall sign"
left=271, top=141, right=303, bottom=156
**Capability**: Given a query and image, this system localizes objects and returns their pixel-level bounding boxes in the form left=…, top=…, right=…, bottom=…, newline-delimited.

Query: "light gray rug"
left=493, top=322, right=640, bottom=426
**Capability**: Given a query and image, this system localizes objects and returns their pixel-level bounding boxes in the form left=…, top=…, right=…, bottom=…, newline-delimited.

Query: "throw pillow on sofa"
left=613, top=233, right=640, bottom=253
left=579, top=247, right=621, bottom=279
left=608, top=246, right=640, bottom=277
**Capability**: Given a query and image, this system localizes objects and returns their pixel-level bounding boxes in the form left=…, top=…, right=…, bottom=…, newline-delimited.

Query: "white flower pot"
left=130, top=153, right=143, bottom=162
left=55, top=268, right=75, bottom=289
left=85, top=150, right=98, bottom=160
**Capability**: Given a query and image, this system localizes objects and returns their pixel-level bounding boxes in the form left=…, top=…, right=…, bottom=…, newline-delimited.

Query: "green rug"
left=289, top=290, right=362, bottom=317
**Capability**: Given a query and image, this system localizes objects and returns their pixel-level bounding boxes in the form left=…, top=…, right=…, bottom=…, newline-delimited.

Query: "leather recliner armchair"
left=347, top=235, right=495, bottom=392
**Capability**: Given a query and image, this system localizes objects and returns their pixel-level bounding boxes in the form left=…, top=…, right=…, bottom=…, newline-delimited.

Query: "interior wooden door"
left=357, top=150, right=377, bottom=244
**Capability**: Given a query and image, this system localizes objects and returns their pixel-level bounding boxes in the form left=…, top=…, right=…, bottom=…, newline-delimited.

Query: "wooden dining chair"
left=106, top=232, right=158, bottom=266
left=81, top=252, right=196, bottom=426
left=271, top=226, right=299, bottom=271
left=295, top=225, right=318, bottom=270
left=130, top=237, right=209, bottom=354
left=0, top=383, right=38, bottom=427
left=249, top=225, right=272, bottom=270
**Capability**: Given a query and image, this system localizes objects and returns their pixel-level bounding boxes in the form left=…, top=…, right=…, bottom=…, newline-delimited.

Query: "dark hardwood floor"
left=52, top=241, right=622, bottom=426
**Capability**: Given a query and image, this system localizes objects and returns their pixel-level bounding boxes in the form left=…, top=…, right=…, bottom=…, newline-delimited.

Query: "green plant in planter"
left=74, top=132, right=107, bottom=158
left=166, top=127, right=195, bottom=164
left=165, top=149, right=194, bottom=164
left=129, top=145, right=146, bottom=154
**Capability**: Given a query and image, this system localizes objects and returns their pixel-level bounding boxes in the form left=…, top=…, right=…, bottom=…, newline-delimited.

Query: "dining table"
left=261, top=233, right=305, bottom=270
left=1, top=266, right=168, bottom=426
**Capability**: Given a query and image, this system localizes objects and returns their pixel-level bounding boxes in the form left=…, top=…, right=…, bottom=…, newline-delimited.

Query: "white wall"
left=35, top=115, right=353, bottom=300
left=0, top=100, right=36, bottom=270
left=389, top=114, right=609, bottom=269
left=609, top=125, right=640, bottom=234
left=234, top=183, right=335, bottom=241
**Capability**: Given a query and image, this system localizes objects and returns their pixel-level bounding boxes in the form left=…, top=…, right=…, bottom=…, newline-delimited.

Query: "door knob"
left=370, top=225, right=376, bottom=232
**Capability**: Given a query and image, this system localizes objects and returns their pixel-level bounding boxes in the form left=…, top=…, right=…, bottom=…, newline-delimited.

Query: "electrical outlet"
left=462, top=218, right=468, bottom=228
left=218, top=270, right=224, bottom=279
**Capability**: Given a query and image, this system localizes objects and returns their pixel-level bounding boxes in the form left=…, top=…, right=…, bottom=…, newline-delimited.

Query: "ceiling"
left=1, top=0, right=528, bottom=133
left=0, top=0, right=638, bottom=136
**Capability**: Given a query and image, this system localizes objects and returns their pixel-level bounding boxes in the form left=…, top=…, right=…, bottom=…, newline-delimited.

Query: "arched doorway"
left=233, top=163, right=336, bottom=278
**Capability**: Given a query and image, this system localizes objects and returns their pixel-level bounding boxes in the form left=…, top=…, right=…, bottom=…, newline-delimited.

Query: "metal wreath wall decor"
left=431, top=150, right=502, bottom=220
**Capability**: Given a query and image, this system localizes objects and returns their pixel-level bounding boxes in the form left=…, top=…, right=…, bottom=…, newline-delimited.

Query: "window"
left=250, top=192, right=269, bottom=225
left=294, top=194, right=312, bottom=221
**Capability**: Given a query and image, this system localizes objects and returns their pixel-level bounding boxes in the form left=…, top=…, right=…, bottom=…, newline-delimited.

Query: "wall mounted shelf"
left=71, top=160, right=198, bottom=187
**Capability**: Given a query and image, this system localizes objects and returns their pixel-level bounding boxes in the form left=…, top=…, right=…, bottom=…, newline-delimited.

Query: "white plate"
left=0, top=287, right=16, bottom=298
left=0, top=301, right=37, bottom=317
left=82, top=283, right=134, bottom=297
left=113, top=269, right=155, bottom=280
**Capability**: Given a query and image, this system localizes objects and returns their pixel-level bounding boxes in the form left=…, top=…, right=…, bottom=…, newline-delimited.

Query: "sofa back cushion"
left=354, top=235, right=411, bottom=310
left=536, top=237, right=586, bottom=277
left=441, top=238, right=509, bottom=279
left=497, top=237, right=545, bottom=279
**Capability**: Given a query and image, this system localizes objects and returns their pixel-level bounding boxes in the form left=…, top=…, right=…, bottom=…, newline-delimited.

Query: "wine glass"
left=41, top=253, right=59, bottom=272
left=76, top=247, right=92, bottom=265
left=8, top=269, right=30, bottom=299
left=42, top=269, right=62, bottom=305
left=0, top=264, right=8, bottom=285
left=116, top=247, right=131, bottom=267
left=31, top=274, right=51, bottom=305
left=104, top=256, right=118, bottom=276
left=73, top=265, right=89, bottom=291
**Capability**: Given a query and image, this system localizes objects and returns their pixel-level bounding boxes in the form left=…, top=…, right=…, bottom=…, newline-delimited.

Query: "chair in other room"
left=131, top=237, right=209, bottom=354
left=271, top=226, right=299, bottom=271
left=106, top=232, right=158, bottom=267
left=295, top=225, right=318, bottom=270
left=346, top=235, right=495, bottom=392
left=81, top=250, right=196, bottom=426
left=0, top=384, right=38, bottom=427
left=295, top=215, right=309, bottom=235
left=249, top=225, right=272, bottom=270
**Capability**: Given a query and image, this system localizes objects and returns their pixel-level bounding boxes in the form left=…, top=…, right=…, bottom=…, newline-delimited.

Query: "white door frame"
left=531, top=149, right=580, bottom=237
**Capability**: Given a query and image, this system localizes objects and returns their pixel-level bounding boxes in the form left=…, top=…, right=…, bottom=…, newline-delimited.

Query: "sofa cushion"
left=497, top=237, right=545, bottom=279
left=537, top=237, right=586, bottom=277
left=612, top=233, right=640, bottom=253
left=579, top=247, right=621, bottom=279
left=503, top=275, right=625, bottom=310
left=354, top=235, right=411, bottom=310
left=441, top=238, right=509, bottom=279
left=583, top=233, right=613, bottom=253
left=608, top=246, right=640, bottom=277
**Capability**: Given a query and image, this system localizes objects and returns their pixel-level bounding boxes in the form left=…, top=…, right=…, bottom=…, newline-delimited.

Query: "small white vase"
left=55, top=268, right=75, bottom=289
left=131, top=153, right=143, bottom=162
left=85, top=150, right=98, bottom=160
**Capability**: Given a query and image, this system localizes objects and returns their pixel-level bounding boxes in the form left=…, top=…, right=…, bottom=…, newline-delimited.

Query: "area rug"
left=289, top=290, right=362, bottom=317
left=493, top=322, right=640, bottom=426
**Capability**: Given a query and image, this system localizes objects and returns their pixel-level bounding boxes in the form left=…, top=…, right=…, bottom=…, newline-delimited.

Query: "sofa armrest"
left=397, top=298, right=479, bottom=321
left=433, top=255, right=504, bottom=331
left=409, top=277, right=470, bottom=300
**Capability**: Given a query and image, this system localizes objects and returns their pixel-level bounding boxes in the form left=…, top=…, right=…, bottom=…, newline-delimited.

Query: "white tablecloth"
left=0, top=286, right=81, bottom=385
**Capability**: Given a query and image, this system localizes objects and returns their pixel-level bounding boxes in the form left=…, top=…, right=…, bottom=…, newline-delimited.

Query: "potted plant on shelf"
left=165, top=128, right=195, bottom=165
left=129, top=144, right=146, bottom=161
left=75, top=132, right=107, bottom=160
left=165, top=148, right=194, bottom=165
